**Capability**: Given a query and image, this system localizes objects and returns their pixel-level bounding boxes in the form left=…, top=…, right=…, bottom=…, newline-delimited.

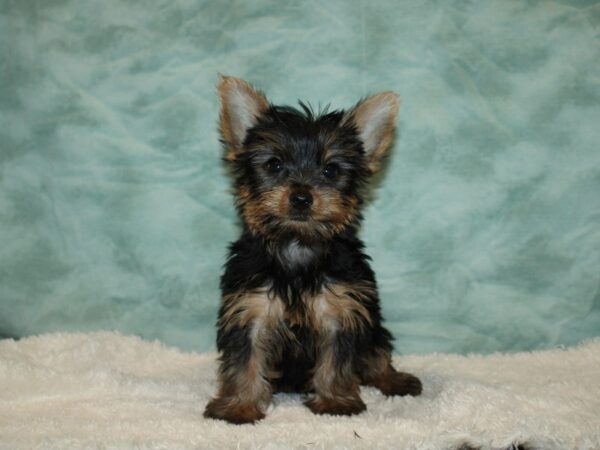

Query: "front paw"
left=204, top=397, right=265, bottom=424
left=304, top=395, right=366, bottom=416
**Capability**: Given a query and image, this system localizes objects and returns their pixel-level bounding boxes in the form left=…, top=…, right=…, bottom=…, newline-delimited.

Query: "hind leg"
left=360, top=347, right=422, bottom=397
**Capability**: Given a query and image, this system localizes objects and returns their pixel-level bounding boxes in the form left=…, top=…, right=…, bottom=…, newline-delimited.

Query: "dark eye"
left=323, top=163, right=339, bottom=179
left=264, top=157, right=283, bottom=173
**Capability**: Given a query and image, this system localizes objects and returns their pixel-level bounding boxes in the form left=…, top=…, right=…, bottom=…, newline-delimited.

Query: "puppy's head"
left=218, top=75, right=399, bottom=242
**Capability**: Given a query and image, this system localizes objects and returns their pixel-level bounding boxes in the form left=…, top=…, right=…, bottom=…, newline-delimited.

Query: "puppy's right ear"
left=217, top=75, right=269, bottom=160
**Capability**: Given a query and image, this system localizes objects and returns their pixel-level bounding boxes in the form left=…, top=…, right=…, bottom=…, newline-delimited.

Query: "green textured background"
left=1, top=0, right=599, bottom=353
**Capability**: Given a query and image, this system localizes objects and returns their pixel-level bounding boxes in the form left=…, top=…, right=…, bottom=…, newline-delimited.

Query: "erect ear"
left=217, top=75, right=269, bottom=160
left=342, top=92, right=399, bottom=173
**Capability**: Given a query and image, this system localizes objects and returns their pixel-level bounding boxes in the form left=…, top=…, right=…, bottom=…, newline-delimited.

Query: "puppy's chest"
left=280, top=291, right=331, bottom=329
left=248, top=288, right=337, bottom=330
left=222, top=282, right=373, bottom=334
left=271, top=242, right=328, bottom=326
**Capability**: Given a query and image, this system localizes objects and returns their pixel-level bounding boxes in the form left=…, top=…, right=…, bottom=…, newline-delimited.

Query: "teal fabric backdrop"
left=1, top=0, right=599, bottom=353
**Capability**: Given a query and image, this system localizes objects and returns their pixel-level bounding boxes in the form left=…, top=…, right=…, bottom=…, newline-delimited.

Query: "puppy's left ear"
left=342, top=92, right=399, bottom=173
left=217, top=75, right=269, bottom=160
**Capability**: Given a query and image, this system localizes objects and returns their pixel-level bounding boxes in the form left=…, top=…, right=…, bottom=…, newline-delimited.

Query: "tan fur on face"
left=238, top=186, right=290, bottom=237
left=311, top=189, right=360, bottom=236
left=238, top=185, right=359, bottom=240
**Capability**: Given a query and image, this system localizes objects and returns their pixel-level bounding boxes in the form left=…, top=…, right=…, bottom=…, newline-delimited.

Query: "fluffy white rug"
left=0, top=333, right=598, bottom=449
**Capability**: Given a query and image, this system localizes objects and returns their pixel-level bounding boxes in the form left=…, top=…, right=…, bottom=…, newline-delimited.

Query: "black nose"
left=289, top=192, right=313, bottom=210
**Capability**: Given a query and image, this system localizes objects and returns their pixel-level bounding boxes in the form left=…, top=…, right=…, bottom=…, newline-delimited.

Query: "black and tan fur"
left=204, top=76, right=422, bottom=424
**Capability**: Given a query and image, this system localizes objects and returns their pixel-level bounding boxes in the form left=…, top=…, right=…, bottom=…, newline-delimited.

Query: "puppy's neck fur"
left=275, top=239, right=320, bottom=269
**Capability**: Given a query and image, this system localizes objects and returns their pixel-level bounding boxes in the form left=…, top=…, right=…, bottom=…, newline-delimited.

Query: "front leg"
left=204, top=289, right=282, bottom=424
left=204, top=325, right=271, bottom=424
left=305, top=329, right=367, bottom=416
left=304, top=284, right=374, bottom=416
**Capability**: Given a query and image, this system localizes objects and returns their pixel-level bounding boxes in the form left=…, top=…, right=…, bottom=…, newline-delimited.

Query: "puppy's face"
left=233, top=106, right=366, bottom=242
left=218, top=76, right=399, bottom=242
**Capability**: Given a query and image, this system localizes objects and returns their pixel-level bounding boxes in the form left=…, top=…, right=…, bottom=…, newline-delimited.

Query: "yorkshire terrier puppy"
left=204, top=76, right=422, bottom=424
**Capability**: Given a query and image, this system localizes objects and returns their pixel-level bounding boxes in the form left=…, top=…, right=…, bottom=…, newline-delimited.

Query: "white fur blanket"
left=0, top=333, right=598, bottom=449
